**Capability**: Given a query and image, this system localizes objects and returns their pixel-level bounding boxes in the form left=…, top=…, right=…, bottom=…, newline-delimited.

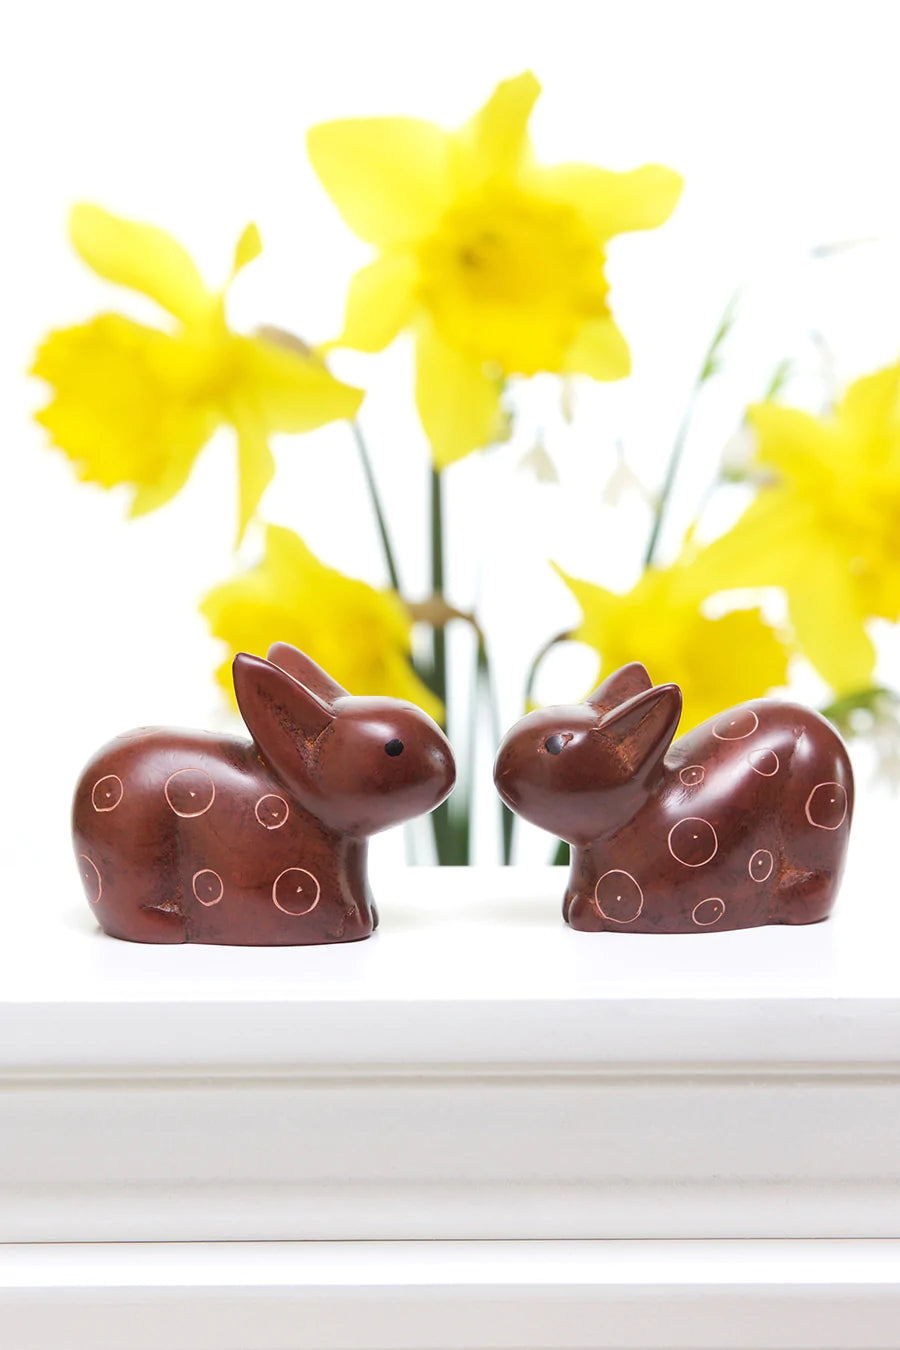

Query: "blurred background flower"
left=308, top=70, right=681, bottom=466
left=32, top=206, right=363, bottom=542
left=201, top=523, right=441, bottom=721
left=699, top=362, right=900, bottom=693
left=9, top=2, right=900, bottom=871
left=554, top=559, right=790, bottom=731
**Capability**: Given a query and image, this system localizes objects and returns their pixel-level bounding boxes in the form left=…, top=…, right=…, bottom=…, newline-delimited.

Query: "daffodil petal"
left=128, top=448, right=205, bottom=518
left=32, top=314, right=216, bottom=501
left=682, top=608, right=790, bottom=727
left=415, top=323, right=502, bottom=468
left=236, top=335, right=363, bottom=433
left=747, top=402, right=837, bottom=487
left=838, top=362, right=900, bottom=441
left=233, top=407, right=275, bottom=545
left=456, top=70, right=540, bottom=186
left=552, top=563, right=620, bottom=651
left=339, top=251, right=419, bottom=352
left=232, top=223, right=262, bottom=278
left=307, top=118, right=452, bottom=246
left=698, top=489, right=818, bottom=589
left=69, top=204, right=212, bottom=325
left=552, top=561, right=789, bottom=732
left=699, top=490, right=874, bottom=692
left=200, top=523, right=443, bottom=718
left=787, top=550, right=875, bottom=693
left=563, top=316, right=631, bottom=380
left=540, top=163, right=683, bottom=237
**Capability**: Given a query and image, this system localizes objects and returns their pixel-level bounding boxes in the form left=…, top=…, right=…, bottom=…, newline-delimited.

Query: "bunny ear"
left=266, top=642, right=347, bottom=705
left=233, top=654, right=335, bottom=782
left=597, top=683, right=682, bottom=777
left=587, top=662, right=653, bottom=712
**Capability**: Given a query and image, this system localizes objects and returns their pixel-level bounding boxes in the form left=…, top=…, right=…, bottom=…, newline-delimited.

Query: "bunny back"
left=566, top=698, right=853, bottom=933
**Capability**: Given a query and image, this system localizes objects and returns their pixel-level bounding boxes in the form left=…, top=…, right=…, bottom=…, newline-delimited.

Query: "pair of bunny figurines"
left=74, top=644, right=853, bottom=944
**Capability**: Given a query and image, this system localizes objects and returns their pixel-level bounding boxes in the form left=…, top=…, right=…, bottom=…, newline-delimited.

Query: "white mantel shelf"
left=2, top=798, right=900, bottom=1245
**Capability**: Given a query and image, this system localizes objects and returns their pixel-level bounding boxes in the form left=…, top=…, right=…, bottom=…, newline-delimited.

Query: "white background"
left=3, top=0, right=900, bottom=869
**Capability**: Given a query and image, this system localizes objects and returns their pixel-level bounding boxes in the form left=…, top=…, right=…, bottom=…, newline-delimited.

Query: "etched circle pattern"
left=668, top=817, right=718, bottom=867
left=805, top=781, right=848, bottom=830
left=273, top=867, right=321, bottom=916
left=164, top=767, right=216, bottom=818
left=749, top=748, right=780, bottom=777
left=748, top=848, right=774, bottom=883
left=692, top=897, right=725, bottom=927
left=255, top=794, right=289, bottom=830
left=92, top=774, right=123, bottom=812
left=192, top=869, right=224, bottom=906
left=713, top=709, right=759, bottom=741
left=79, top=855, right=102, bottom=904
left=679, top=764, right=705, bottom=787
left=593, top=870, right=644, bottom=924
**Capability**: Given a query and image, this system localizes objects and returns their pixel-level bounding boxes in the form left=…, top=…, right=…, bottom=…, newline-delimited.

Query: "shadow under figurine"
left=494, top=662, right=853, bottom=933
left=73, top=643, right=455, bottom=944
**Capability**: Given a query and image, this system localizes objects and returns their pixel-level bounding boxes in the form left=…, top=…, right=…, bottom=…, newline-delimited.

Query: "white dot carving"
left=79, top=855, right=102, bottom=904
left=192, top=868, right=224, bottom=906
left=692, top=897, right=725, bottom=926
left=92, top=774, right=124, bottom=812
left=164, top=767, right=216, bottom=817
left=805, top=781, right=848, bottom=830
left=749, top=748, right=780, bottom=777
left=667, top=817, right=718, bottom=867
left=273, top=867, right=321, bottom=916
left=713, top=709, right=759, bottom=741
left=749, top=848, right=774, bottom=882
left=255, top=794, right=289, bottom=830
left=679, top=764, right=705, bottom=786
left=593, top=869, right=644, bottom=924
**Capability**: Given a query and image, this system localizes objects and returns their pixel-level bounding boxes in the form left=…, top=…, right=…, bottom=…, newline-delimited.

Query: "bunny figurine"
left=73, top=643, right=455, bottom=944
left=494, top=662, right=853, bottom=933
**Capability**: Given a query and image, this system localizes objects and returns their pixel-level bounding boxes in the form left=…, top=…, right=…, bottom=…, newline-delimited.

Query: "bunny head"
left=233, top=643, right=455, bottom=837
left=494, top=662, right=682, bottom=846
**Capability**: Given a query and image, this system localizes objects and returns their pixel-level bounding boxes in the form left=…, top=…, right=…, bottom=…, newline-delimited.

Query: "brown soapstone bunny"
left=494, top=662, right=853, bottom=933
left=73, top=643, right=455, bottom=944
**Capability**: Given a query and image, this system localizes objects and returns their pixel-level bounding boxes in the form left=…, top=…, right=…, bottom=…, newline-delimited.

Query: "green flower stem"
left=427, top=467, right=468, bottom=865
left=475, top=631, right=515, bottom=865
left=642, top=386, right=701, bottom=569
left=350, top=419, right=402, bottom=593
left=498, top=629, right=572, bottom=866
left=552, top=839, right=570, bottom=866
left=523, top=629, right=572, bottom=708
left=643, top=291, right=740, bottom=569
left=430, top=468, right=447, bottom=711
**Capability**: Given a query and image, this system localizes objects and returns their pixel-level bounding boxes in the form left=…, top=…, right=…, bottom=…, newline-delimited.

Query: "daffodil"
left=308, top=72, right=681, bottom=468
left=554, top=560, right=790, bottom=731
left=700, top=362, right=900, bottom=693
left=200, top=523, right=442, bottom=720
left=33, top=205, right=363, bottom=542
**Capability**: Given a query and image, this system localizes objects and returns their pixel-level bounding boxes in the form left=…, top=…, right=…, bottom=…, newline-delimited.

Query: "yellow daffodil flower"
left=200, top=523, right=442, bottom=721
left=308, top=72, right=682, bottom=468
left=701, top=362, right=900, bottom=693
left=554, top=560, right=790, bottom=731
left=33, top=205, right=363, bottom=542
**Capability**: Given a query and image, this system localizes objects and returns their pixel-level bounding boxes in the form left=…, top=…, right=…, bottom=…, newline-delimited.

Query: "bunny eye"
left=385, top=738, right=405, bottom=757
left=543, top=733, right=572, bottom=755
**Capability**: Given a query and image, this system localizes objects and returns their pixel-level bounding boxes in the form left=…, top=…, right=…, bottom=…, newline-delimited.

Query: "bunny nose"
left=493, top=760, right=518, bottom=809
left=433, top=740, right=457, bottom=802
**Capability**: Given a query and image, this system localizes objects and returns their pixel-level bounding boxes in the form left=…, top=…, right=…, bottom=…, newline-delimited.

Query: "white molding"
left=2, top=1240, right=900, bottom=1349
left=3, top=1058, right=900, bottom=1241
